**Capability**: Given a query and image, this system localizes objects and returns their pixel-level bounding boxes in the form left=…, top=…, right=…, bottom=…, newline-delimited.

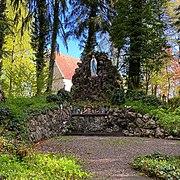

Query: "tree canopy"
left=0, top=0, right=179, bottom=98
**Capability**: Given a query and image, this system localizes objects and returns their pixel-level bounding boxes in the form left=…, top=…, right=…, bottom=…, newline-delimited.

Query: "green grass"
left=0, top=153, right=91, bottom=180
left=1, top=94, right=58, bottom=120
left=132, top=152, right=180, bottom=180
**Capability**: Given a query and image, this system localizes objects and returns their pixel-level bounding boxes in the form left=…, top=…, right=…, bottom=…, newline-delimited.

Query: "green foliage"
left=0, top=95, right=58, bottom=139
left=108, top=87, right=125, bottom=105
left=168, top=96, right=180, bottom=109
left=122, top=101, right=180, bottom=136
left=57, top=89, right=72, bottom=102
left=126, top=90, right=162, bottom=106
left=143, top=95, right=162, bottom=107
left=150, top=108, right=180, bottom=136
left=1, top=95, right=58, bottom=121
left=174, top=106, right=180, bottom=116
left=126, top=89, right=147, bottom=101
left=0, top=153, right=91, bottom=179
left=46, top=94, right=62, bottom=103
left=0, top=136, right=29, bottom=158
left=110, top=0, right=167, bottom=89
left=132, top=152, right=180, bottom=180
left=2, top=0, right=36, bottom=97
left=0, top=106, right=14, bottom=136
left=0, top=106, right=13, bottom=125
left=122, top=101, right=157, bottom=114
left=46, top=89, right=72, bottom=104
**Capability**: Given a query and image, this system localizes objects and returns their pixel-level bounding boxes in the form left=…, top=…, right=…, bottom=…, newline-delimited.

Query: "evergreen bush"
left=168, top=96, right=180, bottom=109
left=0, top=106, right=13, bottom=125
left=142, top=95, right=162, bottom=106
left=126, top=89, right=147, bottom=101
left=108, top=87, right=125, bottom=105
left=126, top=89, right=162, bottom=106
left=46, top=90, right=72, bottom=104
left=57, top=89, right=72, bottom=102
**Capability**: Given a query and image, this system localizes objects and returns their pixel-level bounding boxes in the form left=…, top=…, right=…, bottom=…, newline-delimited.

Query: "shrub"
left=168, top=96, right=180, bottom=109
left=122, top=101, right=180, bottom=136
left=0, top=136, right=29, bottom=157
left=0, top=95, right=58, bottom=140
left=132, top=152, right=180, bottom=180
left=126, top=89, right=162, bottom=107
left=173, top=106, right=180, bottom=116
left=142, top=95, right=162, bottom=106
left=0, top=153, right=91, bottom=179
left=126, top=89, right=146, bottom=101
left=0, top=106, right=13, bottom=125
left=46, top=90, right=72, bottom=104
left=108, top=87, right=125, bottom=105
left=122, top=101, right=157, bottom=114
left=46, top=94, right=62, bottom=103
left=0, top=107, right=14, bottom=135
left=149, top=108, right=180, bottom=136
left=57, top=89, right=72, bottom=102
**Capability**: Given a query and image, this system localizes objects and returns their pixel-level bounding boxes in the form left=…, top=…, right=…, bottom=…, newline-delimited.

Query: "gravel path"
left=35, top=136, right=180, bottom=180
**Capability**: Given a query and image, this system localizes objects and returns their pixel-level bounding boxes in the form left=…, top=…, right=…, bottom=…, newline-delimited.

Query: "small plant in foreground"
left=0, top=153, right=91, bottom=179
left=132, top=152, right=180, bottom=180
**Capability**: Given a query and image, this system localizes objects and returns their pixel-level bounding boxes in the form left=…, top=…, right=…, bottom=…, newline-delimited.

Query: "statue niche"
left=71, top=52, right=123, bottom=102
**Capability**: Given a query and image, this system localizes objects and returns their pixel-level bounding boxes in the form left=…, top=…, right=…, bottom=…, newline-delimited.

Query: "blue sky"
left=58, top=38, right=82, bottom=59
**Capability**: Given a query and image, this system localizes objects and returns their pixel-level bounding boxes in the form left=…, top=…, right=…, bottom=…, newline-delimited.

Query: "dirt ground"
left=35, top=136, right=180, bottom=180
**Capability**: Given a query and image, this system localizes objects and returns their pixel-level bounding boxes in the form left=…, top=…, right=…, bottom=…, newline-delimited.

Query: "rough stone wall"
left=71, top=52, right=123, bottom=102
left=28, top=106, right=172, bottom=142
left=28, top=108, right=71, bottom=142
left=70, top=106, right=171, bottom=138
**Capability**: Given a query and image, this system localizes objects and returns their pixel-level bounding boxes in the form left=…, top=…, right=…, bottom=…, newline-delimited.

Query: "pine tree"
left=68, top=0, right=113, bottom=55
left=110, top=0, right=168, bottom=90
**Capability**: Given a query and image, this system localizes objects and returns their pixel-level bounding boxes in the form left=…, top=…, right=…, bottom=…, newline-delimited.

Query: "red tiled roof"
left=55, top=52, right=81, bottom=79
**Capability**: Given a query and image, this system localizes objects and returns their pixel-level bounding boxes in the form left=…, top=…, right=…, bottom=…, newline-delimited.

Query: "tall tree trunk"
left=128, top=0, right=142, bottom=90
left=46, top=0, right=59, bottom=92
left=165, top=62, right=171, bottom=100
left=145, top=73, right=151, bottom=94
left=151, top=85, right=154, bottom=95
left=36, top=0, right=48, bottom=95
left=154, top=84, right=157, bottom=96
left=9, top=39, right=16, bottom=96
left=83, top=3, right=97, bottom=54
left=0, top=0, right=6, bottom=79
left=9, top=35, right=16, bottom=96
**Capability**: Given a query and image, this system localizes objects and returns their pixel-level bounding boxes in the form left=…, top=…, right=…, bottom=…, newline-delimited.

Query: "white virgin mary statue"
left=90, top=55, right=98, bottom=77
